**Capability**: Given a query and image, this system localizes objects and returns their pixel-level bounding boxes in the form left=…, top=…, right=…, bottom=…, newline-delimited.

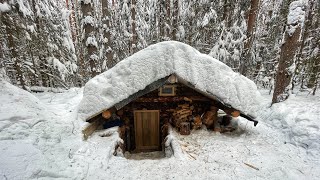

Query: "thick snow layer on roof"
left=78, top=41, right=262, bottom=121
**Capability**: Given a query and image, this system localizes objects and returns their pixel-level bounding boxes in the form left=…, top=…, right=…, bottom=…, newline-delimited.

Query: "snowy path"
left=1, top=82, right=320, bottom=179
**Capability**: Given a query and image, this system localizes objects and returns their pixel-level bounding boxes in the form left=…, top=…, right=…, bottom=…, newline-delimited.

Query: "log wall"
left=85, top=82, right=239, bottom=152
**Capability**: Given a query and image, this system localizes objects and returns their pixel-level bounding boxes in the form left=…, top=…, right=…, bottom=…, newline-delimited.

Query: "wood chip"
left=244, top=162, right=259, bottom=171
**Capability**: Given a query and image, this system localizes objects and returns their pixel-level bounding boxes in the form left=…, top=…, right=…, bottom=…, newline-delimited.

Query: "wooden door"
left=134, top=110, right=160, bottom=151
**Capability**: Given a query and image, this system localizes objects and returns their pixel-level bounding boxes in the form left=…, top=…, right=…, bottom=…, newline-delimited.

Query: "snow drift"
left=78, top=41, right=262, bottom=121
left=259, top=90, right=320, bottom=157
left=0, top=79, right=47, bottom=126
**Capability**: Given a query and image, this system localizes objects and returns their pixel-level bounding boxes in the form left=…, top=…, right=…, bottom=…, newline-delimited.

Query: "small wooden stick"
left=244, top=162, right=259, bottom=171
left=188, top=153, right=196, bottom=160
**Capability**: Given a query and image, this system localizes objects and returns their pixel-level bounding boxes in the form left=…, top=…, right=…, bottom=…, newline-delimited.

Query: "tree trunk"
left=222, top=0, right=234, bottom=28
left=130, top=0, right=137, bottom=54
left=31, top=0, right=51, bottom=87
left=158, top=0, right=165, bottom=41
left=307, top=54, right=320, bottom=89
left=29, top=47, right=40, bottom=86
left=239, top=0, right=259, bottom=76
left=307, top=27, right=319, bottom=90
left=165, top=0, right=171, bottom=38
left=67, top=0, right=77, bottom=43
left=272, top=25, right=303, bottom=104
left=2, top=13, right=27, bottom=90
left=292, top=0, right=314, bottom=90
left=81, top=1, right=98, bottom=77
left=306, top=1, right=319, bottom=90
left=171, top=0, right=178, bottom=40
left=102, top=0, right=115, bottom=69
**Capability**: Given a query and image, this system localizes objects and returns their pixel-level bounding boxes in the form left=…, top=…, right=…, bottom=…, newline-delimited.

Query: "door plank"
left=134, top=110, right=160, bottom=151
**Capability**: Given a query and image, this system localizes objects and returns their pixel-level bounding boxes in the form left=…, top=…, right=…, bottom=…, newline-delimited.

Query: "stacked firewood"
left=202, top=107, right=241, bottom=132
left=172, top=103, right=193, bottom=129
left=202, top=106, right=219, bottom=131
left=192, top=115, right=202, bottom=130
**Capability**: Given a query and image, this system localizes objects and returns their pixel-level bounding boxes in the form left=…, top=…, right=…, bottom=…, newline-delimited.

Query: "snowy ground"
left=0, top=81, right=320, bottom=179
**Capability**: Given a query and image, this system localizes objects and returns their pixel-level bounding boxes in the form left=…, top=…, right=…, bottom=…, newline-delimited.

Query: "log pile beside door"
left=134, top=110, right=160, bottom=151
left=172, top=103, right=193, bottom=129
left=202, top=106, right=218, bottom=130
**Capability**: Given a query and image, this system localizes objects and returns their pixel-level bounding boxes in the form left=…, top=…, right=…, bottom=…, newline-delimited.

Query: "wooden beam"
left=82, top=119, right=104, bottom=140
left=133, top=96, right=210, bottom=103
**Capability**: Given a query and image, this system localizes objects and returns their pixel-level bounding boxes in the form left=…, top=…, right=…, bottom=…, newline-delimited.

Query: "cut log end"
left=231, top=111, right=240, bottom=117
left=102, top=110, right=112, bottom=119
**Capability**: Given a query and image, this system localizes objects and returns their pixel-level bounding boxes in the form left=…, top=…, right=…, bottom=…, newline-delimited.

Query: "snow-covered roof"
left=78, top=41, right=262, bottom=121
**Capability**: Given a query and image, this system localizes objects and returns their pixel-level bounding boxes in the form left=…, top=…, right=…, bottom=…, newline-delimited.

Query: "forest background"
left=0, top=0, right=319, bottom=104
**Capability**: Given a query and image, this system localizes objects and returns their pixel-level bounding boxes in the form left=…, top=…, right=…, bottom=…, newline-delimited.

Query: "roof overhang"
left=78, top=41, right=262, bottom=124
left=111, top=74, right=258, bottom=126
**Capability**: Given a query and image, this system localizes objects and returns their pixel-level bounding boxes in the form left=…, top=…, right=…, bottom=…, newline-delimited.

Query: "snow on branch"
left=80, top=0, right=92, bottom=5
left=13, top=0, right=32, bottom=17
left=82, top=16, right=95, bottom=26
left=200, top=8, right=217, bottom=27
left=0, top=2, right=11, bottom=12
left=61, top=8, right=71, bottom=21
left=90, top=54, right=99, bottom=61
left=287, top=0, right=306, bottom=36
left=48, top=57, right=69, bottom=81
left=26, top=25, right=36, bottom=34
left=86, top=37, right=98, bottom=47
